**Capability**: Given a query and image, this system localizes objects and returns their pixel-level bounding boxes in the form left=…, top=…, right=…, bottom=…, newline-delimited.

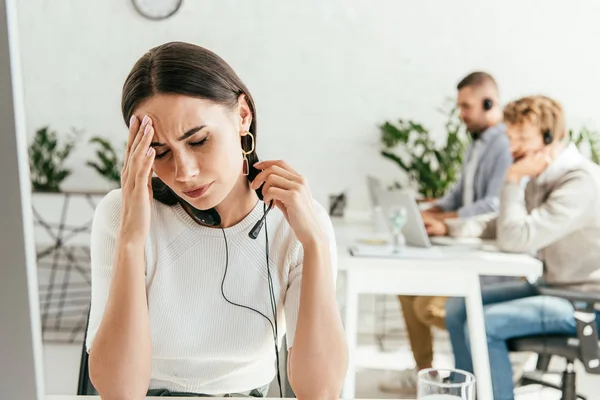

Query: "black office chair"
left=77, top=310, right=98, bottom=395
left=508, top=286, right=600, bottom=400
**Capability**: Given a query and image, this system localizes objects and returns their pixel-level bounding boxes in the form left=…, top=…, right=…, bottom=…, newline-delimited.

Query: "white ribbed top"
left=85, top=189, right=337, bottom=395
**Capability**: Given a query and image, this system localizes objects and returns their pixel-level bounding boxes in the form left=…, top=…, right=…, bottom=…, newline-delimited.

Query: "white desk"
left=334, top=220, right=543, bottom=400
left=46, top=397, right=399, bottom=400
left=46, top=397, right=263, bottom=400
left=46, top=397, right=398, bottom=400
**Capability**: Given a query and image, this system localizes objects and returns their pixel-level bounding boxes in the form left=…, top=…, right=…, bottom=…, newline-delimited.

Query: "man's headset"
left=152, top=174, right=284, bottom=397
left=482, top=98, right=555, bottom=146
left=483, top=98, right=493, bottom=111
left=469, top=98, right=494, bottom=141
left=543, top=130, right=553, bottom=145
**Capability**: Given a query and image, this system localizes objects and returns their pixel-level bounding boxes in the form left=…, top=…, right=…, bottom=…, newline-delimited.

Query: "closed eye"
left=190, top=137, right=208, bottom=147
left=155, top=150, right=169, bottom=159
left=153, top=136, right=209, bottom=160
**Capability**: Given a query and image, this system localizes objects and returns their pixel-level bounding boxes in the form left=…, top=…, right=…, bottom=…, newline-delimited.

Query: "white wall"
left=16, top=0, right=600, bottom=211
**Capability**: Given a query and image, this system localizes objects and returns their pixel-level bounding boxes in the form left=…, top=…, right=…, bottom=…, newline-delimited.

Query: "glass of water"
left=417, top=368, right=475, bottom=399
left=387, top=205, right=408, bottom=252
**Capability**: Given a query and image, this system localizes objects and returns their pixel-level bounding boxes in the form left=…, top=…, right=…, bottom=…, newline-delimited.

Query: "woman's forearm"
left=89, top=240, right=152, bottom=400
left=289, top=238, right=348, bottom=400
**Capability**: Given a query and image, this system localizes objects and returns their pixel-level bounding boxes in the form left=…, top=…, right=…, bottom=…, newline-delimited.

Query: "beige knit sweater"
left=447, top=143, right=600, bottom=291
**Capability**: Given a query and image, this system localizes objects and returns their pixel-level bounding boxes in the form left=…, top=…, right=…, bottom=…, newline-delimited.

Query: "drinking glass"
left=417, top=368, right=476, bottom=399
left=387, top=205, right=407, bottom=252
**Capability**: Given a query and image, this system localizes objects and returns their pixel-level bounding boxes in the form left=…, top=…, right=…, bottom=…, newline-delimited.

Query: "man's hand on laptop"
left=422, top=214, right=448, bottom=236
left=421, top=209, right=458, bottom=223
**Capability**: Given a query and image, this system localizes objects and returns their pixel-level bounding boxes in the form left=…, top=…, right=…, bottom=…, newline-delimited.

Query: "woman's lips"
left=183, top=182, right=214, bottom=198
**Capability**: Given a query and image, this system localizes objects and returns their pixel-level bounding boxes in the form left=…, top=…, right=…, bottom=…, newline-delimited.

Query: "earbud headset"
left=483, top=98, right=493, bottom=111
left=152, top=173, right=283, bottom=397
left=543, top=130, right=553, bottom=145
left=467, top=99, right=493, bottom=141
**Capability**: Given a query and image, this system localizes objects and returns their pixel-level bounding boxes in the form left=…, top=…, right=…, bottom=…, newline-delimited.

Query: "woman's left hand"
left=251, top=160, right=326, bottom=246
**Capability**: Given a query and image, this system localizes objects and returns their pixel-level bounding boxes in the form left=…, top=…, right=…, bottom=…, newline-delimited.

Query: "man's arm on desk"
left=444, top=212, right=497, bottom=239
left=427, top=210, right=458, bottom=221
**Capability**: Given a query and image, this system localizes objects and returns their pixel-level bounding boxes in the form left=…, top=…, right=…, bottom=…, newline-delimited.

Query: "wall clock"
left=132, top=0, right=183, bottom=21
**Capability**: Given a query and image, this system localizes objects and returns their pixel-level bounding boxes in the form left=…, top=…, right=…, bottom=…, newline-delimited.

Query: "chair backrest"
left=538, top=285, right=600, bottom=374
left=77, top=309, right=97, bottom=395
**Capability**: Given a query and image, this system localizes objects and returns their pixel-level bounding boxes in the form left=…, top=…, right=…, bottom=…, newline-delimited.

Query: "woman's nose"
left=174, top=154, right=199, bottom=182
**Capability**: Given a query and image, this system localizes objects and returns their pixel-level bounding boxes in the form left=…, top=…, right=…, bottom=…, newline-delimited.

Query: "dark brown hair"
left=121, top=41, right=262, bottom=203
left=457, top=71, right=498, bottom=91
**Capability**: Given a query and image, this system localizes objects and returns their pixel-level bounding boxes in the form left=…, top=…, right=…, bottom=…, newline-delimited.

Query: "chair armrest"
left=537, top=286, right=600, bottom=304
left=536, top=284, right=600, bottom=374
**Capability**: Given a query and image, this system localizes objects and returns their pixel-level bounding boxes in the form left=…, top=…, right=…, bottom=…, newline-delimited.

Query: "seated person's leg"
left=463, top=295, right=576, bottom=400
left=445, top=297, right=472, bottom=372
left=381, top=296, right=442, bottom=394
left=398, top=295, right=436, bottom=370
left=445, top=280, right=537, bottom=372
left=414, top=295, right=447, bottom=331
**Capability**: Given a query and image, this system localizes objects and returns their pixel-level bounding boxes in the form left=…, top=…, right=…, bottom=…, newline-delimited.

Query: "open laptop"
left=366, top=175, right=431, bottom=247
left=366, top=175, right=384, bottom=208
left=365, top=175, right=390, bottom=235
left=378, top=187, right=432, bottom=248
left=365, top=176, right=482, bottom=250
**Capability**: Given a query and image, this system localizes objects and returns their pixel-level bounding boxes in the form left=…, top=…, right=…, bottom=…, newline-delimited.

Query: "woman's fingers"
left=124, top=115, right=140, bottom=160
left=251, top=165, right=300, bottom=190
left=132, top=123, right=154, bottom=176
left=261, top=174, right=298, bottom=200
left=254, top=159, right=300, bottom=176
left=121, top=117, right=154, bottom=189
left=130, top=116, right=152, bottom=158
left=121, top=116, right=139, bottom=178
left=263, top=186, right=292, bottom=208
left=123, top=116, right=152, bottom=183
left=136, top=146, right=155, bottom=189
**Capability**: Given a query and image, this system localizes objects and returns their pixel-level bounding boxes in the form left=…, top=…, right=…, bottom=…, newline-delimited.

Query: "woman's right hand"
left=118, top=115, right=156, bottom=246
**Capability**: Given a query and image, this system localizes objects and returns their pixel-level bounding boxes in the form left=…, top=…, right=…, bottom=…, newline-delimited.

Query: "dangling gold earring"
left=241, top=131, right=255, bottom=176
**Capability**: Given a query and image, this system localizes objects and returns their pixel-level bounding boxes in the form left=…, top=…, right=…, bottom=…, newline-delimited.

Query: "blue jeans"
left=445, top=281, right=579, bottom=400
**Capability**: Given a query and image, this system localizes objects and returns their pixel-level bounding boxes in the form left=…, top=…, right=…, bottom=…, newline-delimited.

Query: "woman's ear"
left=238, top=94, right=252, bottom=133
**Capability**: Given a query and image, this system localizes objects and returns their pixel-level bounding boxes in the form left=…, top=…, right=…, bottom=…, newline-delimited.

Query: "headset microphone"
left=249, top=201, right=273, bottom=239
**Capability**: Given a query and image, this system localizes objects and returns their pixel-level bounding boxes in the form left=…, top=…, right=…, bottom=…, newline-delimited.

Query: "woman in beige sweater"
left=425, top=95, right=600, bottom=400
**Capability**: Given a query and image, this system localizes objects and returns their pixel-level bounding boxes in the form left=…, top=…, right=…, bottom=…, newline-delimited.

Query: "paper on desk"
left=348, top=244, right=447, bottom=259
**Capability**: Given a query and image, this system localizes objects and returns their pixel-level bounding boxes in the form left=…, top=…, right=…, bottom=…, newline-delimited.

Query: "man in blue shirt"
left=426, top=71, right=512, bottom=221
left=380, top=72, right=512, bottom=395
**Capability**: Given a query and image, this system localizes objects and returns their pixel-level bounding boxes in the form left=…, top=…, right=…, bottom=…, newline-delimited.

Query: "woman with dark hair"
left=85, top=41, right=347, bottom=399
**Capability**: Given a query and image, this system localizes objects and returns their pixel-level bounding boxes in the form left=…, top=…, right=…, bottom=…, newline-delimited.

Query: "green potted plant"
left=569, top=126, right=600, bottom=165
left=379, top=100, right=468, bottom=199
left=86, top=136, right=124, bottom=188
left=28, top=126, right=79, bottom=192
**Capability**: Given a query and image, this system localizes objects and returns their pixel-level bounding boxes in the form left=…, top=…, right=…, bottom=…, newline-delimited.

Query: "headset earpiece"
left=179, top=200, right=222, bottom=227
left=543, top=130, right=553, bottom=145
left=151, top=177, right=222, bottom=226
left=483, top=98, right=493, bottom=111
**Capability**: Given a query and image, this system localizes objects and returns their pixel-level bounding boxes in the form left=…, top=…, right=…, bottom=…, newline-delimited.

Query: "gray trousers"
left=146, top=384, right=269, bottom=397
